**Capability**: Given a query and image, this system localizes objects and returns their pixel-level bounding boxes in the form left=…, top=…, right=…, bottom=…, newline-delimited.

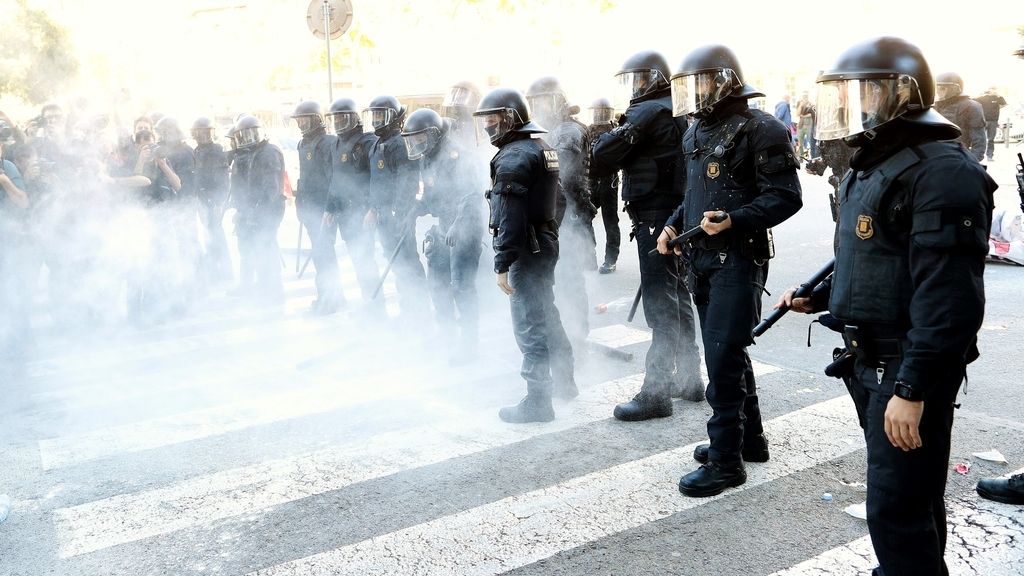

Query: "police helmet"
left=670, top=44, right=762, bottom=118
left=364, top=95, right=406, bottom=135
left=472, top=87, right=545, bottom=146
left=935, top=72, right=964, bottom=102
left=154, top=117, right=184, bottom=144
left=401, top=108, right=446, bottom=160
left=191, top=117, right=215, bottom=144
left=326, top=98, right=362, bottom=135
left=292, top=100, right=324, bottom=136
left=615, top=51, right=671, bottom=103
left=589, top=97, right=615, bottom=125
left=442, top=81, right=482, bottom=121
left=814, top=36, right=955, bottom=142
left=233, top=114, right=266, bottom=149
left=526, top=76, right=570, bottom=127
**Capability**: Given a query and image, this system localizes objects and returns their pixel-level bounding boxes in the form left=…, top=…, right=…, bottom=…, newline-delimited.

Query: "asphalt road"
left=1, top=145, right=1022, bottom=575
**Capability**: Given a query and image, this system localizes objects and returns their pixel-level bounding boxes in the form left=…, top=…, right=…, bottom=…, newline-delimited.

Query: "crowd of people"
left=1, top=33, right=1021, bottom=575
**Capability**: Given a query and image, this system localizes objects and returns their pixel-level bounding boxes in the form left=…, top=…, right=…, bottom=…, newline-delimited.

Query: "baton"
left=752, top=259, right=835, bottom=338
left=646, top=212, right=727, bottom=256
left=626, top=285, right=642, bottom=323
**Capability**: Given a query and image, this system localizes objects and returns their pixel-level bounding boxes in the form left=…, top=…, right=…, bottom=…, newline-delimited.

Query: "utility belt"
left=690, top=229, right=775, bottom=262
left=624, top=206, right=673, bottom=226
left=841, top=325, right=906, bottom=366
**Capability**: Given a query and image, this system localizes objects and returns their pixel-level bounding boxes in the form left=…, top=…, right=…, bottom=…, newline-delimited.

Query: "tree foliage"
left=0, top=0, right=79, bottom=105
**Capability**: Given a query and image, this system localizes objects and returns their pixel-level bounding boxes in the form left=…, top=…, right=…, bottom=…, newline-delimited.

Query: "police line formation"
left=2, top=36, right=1022, bottom=576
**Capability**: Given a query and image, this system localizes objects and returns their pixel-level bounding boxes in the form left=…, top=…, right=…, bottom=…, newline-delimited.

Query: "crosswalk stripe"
left=50, top=338, right=783, bottom=558
left=36, top=348, right=519, bottom=471
left=242, top=395, right=863, bottom=576
left=770, top=473, right=1024, bottom=575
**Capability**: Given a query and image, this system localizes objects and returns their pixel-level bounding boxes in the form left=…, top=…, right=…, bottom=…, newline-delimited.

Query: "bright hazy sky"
left=14, top=0, right=1024, bottom=122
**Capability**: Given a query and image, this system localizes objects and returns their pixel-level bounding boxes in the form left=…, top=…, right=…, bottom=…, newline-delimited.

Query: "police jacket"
left=933, top=96, right=987, bottom=162
left=420, top=134, right=484, bottom=232
left=666, top=99, right=802, bottom=249
left=541, top=117, right=594, bottom=225
left=824, top=122, right=995, bottom=397
left=296, top=127, right=336, bottom=214
left=591, top=87, right=681, bottom=209
left=230, top=141, right=285, bottom=217
left=587, top=123, right=618, bottom=182
left=328, top=128, right=375, bottom=214
left=193, top=142, right=229, bottom=206
left=368, top=128, right=420, bottom=217
left=487, top=134, right=559, bottom=273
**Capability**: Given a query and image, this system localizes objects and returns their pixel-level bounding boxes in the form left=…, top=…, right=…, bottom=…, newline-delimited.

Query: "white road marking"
left=242, top=395, right=864, bottom=576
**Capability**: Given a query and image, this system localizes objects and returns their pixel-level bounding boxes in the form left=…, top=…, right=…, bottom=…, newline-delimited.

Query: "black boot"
left=598, top=261, right=616, bottom=274
left=670, top=371, right=705, bottom=402
left=613, top=392, right=673, bottom=421
left=693, top=434, right=770, bottom=464
left=678, top=461, right=747, bottom=497
left=976, top=473, right=1024, bottom=505
left=499, top=394, right=555, bottom=424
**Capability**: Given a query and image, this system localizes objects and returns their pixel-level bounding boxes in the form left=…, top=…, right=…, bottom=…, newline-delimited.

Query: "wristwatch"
left=893, top=380, right=924, bottom=401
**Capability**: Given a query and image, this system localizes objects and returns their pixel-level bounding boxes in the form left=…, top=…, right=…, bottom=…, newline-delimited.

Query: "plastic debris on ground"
left=594, top=296, right=633, bottom=315
left=0, top=494, right=11, bottom=524
left=844, top=502, right=867, bottom=520
left=954, top=462, right=971, bottom=475
left=821, top=493, right=833, bottom=502
left=840, top=479, right=868, bottom=491
left=971, top=449, right=1008, bottom=463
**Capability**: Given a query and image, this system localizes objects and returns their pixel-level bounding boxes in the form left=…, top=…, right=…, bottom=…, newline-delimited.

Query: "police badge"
left=856, top=215, right=874, bottom=239
left=377, top=159, right=385, bottom=170
left=707, top=162, right=720, bottom=179
left=340, top=153, right=348, bottom=163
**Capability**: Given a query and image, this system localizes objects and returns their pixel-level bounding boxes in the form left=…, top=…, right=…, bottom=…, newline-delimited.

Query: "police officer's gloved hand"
left=445, top=227, right=458, bottom=247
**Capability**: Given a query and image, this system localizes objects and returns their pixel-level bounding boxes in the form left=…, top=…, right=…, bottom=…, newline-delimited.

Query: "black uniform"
left=666, top=99, right=802, bottom=463
left=933, top=96, right=986, bottom=162
left=231, top=141, right=286, bottom=301
left=421, top=135, right=485, bottom=357
left=592, top=87, right=704, bottom=410
left=818, top=126, right=994, bottom=576
left=488, top=135, right=574, bottom=406
left=328, top=128, right=381, bottom=312
left=588, top=121, right=621, bottom=268
left=194, top=141, right=231, bottom=282
left=368, top=129, right=429, bottom=318
left=296, top=126, right=341, bottom=308
left=543, top=117, right=596, bottom=359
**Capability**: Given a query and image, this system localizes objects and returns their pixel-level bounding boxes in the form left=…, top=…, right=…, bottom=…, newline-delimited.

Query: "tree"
left=0, top=0, right=79, bottom=105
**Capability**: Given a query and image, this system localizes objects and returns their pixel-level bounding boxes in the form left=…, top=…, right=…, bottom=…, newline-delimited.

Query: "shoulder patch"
left=543, top=149, right=559, bottom=171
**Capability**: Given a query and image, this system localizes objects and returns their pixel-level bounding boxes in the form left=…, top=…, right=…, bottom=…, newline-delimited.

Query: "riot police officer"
left=592, top=50, right=704, bottom=421
left=587, top=98, right=621, bottom=274
left=402, top=108, right=485, bottom=364
left=364, top=95, right=430, bottom=322
left=325, top=98, right=382, bottom=315
left=780, top=37, right=995, bottom=575
left=660, top=44, right=802, bottom=497
left=527, top=76, right=596, bottom=373
left=933, top=72, right=987, bottom=162
left=293, top=100, right=342, bottom=314
left=441, top=81, right=482, bottom=149
left=473, top=87, right=575, bottom=423
left=192, top=117, right=231, bottom=283
left=230, top=114, right=286, bottom=303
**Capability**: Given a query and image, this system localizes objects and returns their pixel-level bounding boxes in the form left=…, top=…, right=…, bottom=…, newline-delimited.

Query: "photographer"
left=0, top=131, right=32, bottom=362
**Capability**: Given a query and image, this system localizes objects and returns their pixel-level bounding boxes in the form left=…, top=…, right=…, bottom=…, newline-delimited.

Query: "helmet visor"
left=191, top=127, right=214, bottom=144
left=473, top=111, right=509, bottom=146
left=526, top=94, right=561, bottom=127
left=364, top=108, right=397, bottom=130
left=615, top=70, right=666, bottom=102
left=328, top=112, right=360, bottom=134
left=234, top=126, right=263, bottom=148
left=670, top=69, right=738, bottom=117
left=402, top=130, right=434, bottom=160
left=591, top=107, right=615, bottom=124
left=814, top=77, right=914, bottom=140
left=935, top=83, right=959, bottom=102
left=443, top=86, right=478, bottom=109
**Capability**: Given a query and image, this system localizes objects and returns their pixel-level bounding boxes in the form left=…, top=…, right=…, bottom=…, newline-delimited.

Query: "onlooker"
left=774, top=94, right=794, bottom=143
left=974, top=86, right=1007, bottom=161
left=795, top=91, right=817, bottom=158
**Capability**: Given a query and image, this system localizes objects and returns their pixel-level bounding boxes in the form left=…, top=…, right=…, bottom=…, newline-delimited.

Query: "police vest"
left=829, top=141, right=950, bottom=327
left=489, top=137, right=559, bottom=226
left=620, top=96, right=679, bottom=203
left=329, top=131, right=374, bottom=211
left=296, top=131, right=333, bottom=208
